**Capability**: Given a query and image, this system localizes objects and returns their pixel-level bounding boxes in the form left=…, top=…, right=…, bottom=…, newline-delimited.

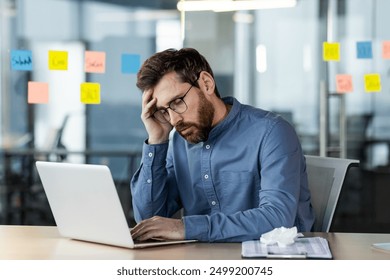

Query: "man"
left=130, top=48, right=314, bottom=242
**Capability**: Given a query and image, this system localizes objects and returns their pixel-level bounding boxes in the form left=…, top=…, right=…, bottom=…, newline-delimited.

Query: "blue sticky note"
left=121, top=54, right=141, bottom=74
left=11, top=50, right=33, bottom=71
left=357, top=41, right=373, bottom=59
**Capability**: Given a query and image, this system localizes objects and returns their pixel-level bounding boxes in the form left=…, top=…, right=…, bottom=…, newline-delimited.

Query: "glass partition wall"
left=1, top=0, right=390, bottom=231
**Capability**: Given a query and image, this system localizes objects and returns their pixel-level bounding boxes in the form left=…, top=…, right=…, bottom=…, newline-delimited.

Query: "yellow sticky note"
left=335, top=74, right=353, bottom=93
left=48, top=50, right=68, bottom=70
left=382, top=41, right=390, bottom=59
left=323, top=42, right=340, bottom=61
left=28, top=81, right=49, bottom=104
left=364, top=73, right=381, bottom=93
left=80, top=82, right=101, bottom=104
left=84, top=51, right=106, bottom=73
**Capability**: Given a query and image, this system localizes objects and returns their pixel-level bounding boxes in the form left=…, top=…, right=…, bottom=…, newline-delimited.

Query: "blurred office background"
left=0, top=0, right=389, bottom=232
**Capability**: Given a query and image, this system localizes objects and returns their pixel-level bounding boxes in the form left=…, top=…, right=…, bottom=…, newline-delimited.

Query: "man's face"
left=153, top=73, right=215, bottom=144
left=175, top=91, right=215, bottom=144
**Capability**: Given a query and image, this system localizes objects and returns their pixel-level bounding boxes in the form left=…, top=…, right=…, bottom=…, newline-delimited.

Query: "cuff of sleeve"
left=142, top=140, right=169, bottom=166
left=183, top=215, right=209, bottom=241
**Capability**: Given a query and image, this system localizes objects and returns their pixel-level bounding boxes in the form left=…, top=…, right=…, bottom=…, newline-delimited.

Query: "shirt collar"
left=206, top=96, right=240, bottom=142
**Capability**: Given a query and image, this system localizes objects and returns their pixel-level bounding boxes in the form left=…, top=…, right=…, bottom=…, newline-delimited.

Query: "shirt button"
left=204, top=174, right=209, bottom=179
left=211, top=201, right=216, bottom=206
left=205, top=144, right=211, bottom=149
left=148, top=152, right=153, bottom=157
left=147, top=179, right=152, bottom=183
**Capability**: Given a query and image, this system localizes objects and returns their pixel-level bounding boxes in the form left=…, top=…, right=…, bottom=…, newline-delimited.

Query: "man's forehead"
left=151, top=78, right=184, bottom=110
left=160, top=72, right=181, bottom=86
left=153, top=73, right=183, bottom=99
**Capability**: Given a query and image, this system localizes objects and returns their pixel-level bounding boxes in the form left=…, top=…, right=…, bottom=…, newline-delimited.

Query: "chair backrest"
left=305, top=155, right=359, bottom=232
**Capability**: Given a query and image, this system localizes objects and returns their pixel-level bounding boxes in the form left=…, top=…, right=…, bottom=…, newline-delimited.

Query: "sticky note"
left=323, top=42, right=340, bottom=61
left=357, top=41, right=373, bottom=59
left=382, top=41, right=390, bottom=59
left=121, top=54, right=141, bottom=74
left=11, top=50, right=33, bottom=71
left=80, top=82, right=101, bottom=104
left=364, top=73, right=381, bottom=93
left=48, top=50, right=68, bottom=70
left=336, top=74, right=353, bottom=93
left=85, top=51, right=106, bottom=73
left=28, top=82, right=49, bottom=104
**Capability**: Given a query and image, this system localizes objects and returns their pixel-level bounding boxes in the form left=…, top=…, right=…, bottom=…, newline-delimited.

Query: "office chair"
left=305, top=155, right=359, bottom=232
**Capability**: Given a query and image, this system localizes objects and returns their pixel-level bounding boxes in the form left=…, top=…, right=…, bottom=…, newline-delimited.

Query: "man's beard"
left=175, top=93, right=214, bottom=144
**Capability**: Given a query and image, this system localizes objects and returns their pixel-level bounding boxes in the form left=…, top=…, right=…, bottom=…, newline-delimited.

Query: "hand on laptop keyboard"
left=131, top=216, right=185, bottom=241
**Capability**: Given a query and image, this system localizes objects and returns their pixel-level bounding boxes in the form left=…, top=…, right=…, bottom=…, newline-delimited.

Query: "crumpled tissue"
left=260, top=226, right=304, bottom=247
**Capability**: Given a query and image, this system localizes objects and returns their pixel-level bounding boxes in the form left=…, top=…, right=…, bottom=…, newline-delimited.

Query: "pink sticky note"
left=28, top=81, right=49, bottom=104
left=336, top=74, right=353, bottom=93
left=84, top=51, right=106, bottom=73
left=382, top=41, right=390, bottom=59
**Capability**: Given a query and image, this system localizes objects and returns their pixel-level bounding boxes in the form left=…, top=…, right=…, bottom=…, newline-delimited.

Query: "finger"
left=131, top=220, right=156, bottom=238
left=141, top=98, right=157, bottom=120
left=131, top=223, right=148, bottom=239
left=130, top=225, right=142, bottom=237
left=136, top=229, right=163, bottom=241
left=132, top=226, right=160, bottom=241
left=142, top=89, right=153, bottom=107
left=142, top=90, right=156, bottom=110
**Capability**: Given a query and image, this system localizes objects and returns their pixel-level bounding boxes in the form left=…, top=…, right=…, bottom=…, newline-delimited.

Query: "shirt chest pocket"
left=213, top=171, right=260, bottom=212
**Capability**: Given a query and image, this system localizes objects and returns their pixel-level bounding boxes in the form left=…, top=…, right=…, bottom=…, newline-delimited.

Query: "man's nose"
left=168, top=109, right=183, bottom=126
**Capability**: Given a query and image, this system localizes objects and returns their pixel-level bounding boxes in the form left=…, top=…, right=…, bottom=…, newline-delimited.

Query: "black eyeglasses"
left=152, top=81, right=197, bottom=123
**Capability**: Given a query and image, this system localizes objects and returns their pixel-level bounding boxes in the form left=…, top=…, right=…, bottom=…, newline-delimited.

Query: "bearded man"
left=130, top=48, right=314, bottom=242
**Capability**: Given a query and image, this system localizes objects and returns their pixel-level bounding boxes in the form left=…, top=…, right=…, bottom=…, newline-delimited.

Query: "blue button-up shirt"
left=131, top=97, right=315, bottom=242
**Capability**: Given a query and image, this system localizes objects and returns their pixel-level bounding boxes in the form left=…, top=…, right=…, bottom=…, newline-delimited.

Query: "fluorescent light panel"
left=256, top=44, right=267, bottom=73
left=177, top=0, right=297, bottom=12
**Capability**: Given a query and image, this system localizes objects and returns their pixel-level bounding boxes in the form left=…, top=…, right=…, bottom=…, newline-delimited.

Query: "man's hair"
left=136, top=48, right=221, bottom=98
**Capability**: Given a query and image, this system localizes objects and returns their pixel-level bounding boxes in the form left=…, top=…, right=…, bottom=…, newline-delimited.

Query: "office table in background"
left=0, top=148, right=142, bottom=225
left=0, top=226, right=389, bottom=260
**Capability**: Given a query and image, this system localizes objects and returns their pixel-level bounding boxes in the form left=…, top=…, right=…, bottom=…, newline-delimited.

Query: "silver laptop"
left=35, top=161, right=197, bottom=249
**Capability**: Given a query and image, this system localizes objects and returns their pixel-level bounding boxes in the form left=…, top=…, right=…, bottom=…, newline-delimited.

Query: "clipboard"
left=241, top=237, right=332, bottom=259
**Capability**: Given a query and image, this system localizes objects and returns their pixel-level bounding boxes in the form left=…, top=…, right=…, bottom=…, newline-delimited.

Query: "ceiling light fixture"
left=177, top=0, right=298, bottom=12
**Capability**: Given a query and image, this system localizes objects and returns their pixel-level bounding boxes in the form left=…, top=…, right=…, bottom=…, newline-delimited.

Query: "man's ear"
left=198, top=71, right=215, bottom=96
